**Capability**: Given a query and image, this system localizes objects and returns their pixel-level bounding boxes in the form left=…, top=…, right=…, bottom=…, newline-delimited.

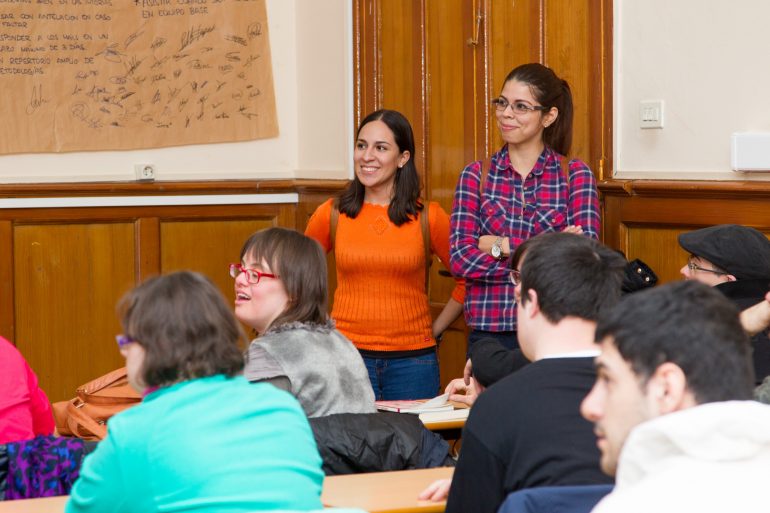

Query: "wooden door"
left=353, top=0, right=612, bottom=387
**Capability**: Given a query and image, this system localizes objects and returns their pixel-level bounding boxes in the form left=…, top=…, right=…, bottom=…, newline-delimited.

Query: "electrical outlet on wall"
left=134, top=164, right=156, bottom=181
left=639, top=100, right=664, bottom=129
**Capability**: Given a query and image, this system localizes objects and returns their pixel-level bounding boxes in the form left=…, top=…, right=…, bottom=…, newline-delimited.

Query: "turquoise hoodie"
left=66, top=375, right=324, bottom=513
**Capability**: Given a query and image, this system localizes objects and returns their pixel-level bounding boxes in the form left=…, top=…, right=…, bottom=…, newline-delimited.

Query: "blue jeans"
left=467, top=329, right=519, bottom=357
left=363, top=352, right=440, bottom=401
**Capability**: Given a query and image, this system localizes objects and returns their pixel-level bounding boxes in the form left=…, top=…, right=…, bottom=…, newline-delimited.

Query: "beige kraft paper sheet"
left=0, top=0, right=277, bottom=154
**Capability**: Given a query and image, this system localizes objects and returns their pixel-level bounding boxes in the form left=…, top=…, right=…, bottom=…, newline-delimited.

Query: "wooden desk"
left=0, top=495, right=67, bottom=513
left=322, top=466, right=454, bottom=513
left=0, top=468, right=455, bottom=513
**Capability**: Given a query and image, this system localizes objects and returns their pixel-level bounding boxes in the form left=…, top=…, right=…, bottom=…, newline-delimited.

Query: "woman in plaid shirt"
left=449, top=63, right=600, bottom=354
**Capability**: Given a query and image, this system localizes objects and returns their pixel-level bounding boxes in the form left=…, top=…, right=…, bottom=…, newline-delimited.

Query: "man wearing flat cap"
left=679, top=224, right=770, bottom=383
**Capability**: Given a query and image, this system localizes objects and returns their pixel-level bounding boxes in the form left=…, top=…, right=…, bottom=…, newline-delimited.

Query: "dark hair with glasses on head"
left=118, top=271, right=245, bottom=389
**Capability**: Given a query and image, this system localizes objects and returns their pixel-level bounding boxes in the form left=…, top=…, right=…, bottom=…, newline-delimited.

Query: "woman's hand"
left=418, top=478, right=453, bottom=502
left=478, top=235, right=510, bottom=257
left=562, top=225, right=584, bottom=235
left=445, top=377, right=483, bottom=407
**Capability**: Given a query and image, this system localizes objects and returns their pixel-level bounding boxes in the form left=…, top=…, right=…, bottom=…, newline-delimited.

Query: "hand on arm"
left=478, top=235, right=510, bottom=258
left=418, top=478, right=453, bottom=502
left=741, top=291, right=770, bottom=336
left=562, top=225, right=583, bottom=235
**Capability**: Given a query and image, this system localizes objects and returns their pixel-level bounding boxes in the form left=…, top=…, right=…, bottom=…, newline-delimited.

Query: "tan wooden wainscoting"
left=600, top=179, right=770, bottom=285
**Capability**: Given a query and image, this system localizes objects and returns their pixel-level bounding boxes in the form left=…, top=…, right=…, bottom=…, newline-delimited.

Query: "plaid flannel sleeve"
left=450, top=162, right=510, bottom=282
left=567, top=161, right=601, bottom=240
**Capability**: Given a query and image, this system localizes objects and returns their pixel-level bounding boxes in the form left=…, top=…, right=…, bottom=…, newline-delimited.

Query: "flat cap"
left=678, top=224, right=770, bottom=280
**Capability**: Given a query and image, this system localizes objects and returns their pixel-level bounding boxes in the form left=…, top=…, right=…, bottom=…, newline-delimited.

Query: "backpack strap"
left=479, top=158, right=491, bottom=197
left=330, top=204, right=339, bottom=251
left=559, top=156, right=572, bottom=223
left=420, top=204, right=431, bottom=292
left=559, top=156, right=570, bottom=186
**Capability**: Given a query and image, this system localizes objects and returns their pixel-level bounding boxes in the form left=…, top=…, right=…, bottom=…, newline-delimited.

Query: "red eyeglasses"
left=228, top=263, right=278, bottom=285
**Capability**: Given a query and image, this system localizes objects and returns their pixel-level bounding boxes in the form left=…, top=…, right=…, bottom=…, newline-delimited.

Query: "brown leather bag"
left=52, top=367, right=142, bottom=441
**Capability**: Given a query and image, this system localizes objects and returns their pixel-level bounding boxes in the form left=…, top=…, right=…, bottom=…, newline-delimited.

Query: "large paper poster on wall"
left=0, top=0, right=277, bottom=154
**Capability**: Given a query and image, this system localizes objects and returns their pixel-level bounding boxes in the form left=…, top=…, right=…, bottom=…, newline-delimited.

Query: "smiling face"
left=580, top=337, right=656, bottom=476
left=233, top=252, right=290, bottom=336
left=495, top=79, right=558, bottom=151
left=354, top=119, right=410, bottom=202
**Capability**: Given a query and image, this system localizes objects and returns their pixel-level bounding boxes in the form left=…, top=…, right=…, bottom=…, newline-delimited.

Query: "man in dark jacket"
left=679, top=224, right=770, bottom=383
left=421, top=233, right=624, bottom=513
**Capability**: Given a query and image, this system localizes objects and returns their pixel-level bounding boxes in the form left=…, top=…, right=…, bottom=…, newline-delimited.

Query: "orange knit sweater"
left=306, top=199, right=465, bottom=352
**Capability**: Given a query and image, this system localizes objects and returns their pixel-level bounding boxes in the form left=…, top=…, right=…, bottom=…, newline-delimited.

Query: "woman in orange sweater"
left=306, top=109, right=464, bottom=400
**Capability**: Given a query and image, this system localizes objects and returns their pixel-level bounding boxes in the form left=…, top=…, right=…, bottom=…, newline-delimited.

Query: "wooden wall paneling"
left=426, top=0, right=477, bottom=205
left=377, top=0, right=427, bottom=177
left=594, top=0, right=613, bottom=180
left=488, top=0, right=543, bottom=152
left=543, top=0, right=592, bottom=164
left=626, top=227, right=689, bottom=285
left=14, top=222, right=135, bottom=402
left=425, top=0, right=475, bottom=387
left=159, top=209, right=290, bottom=306
left=354, top=0, right=378, bottom=124
left=0, top=221, right=14, bottom=343
left=601, top=182, right=770, bottom=288
left=135, top=217, right=160, bottom=282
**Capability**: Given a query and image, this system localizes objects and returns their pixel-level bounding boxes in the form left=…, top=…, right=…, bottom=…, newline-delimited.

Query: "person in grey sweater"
left=230, top=227, right=375, bottom=418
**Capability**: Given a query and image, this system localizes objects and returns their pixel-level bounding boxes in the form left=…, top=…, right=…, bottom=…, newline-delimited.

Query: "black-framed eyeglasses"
left=492, top=97, right=548, bottom=115
left=116, top=334, right=135, bottom=349
left=686, top=260, right=727, bottom=276
left=229, top=263, right=278, bottom=284
left=509, top=269, right=521, bottom=286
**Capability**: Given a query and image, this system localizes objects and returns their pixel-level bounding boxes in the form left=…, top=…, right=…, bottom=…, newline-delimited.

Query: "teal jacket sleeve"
left=65, top=430, right=130, bottom=513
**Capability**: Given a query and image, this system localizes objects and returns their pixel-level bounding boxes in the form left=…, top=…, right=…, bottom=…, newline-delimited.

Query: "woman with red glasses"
left=231, top=227, right=375, bottom=418
left=66, top=271, right=325, bottom=513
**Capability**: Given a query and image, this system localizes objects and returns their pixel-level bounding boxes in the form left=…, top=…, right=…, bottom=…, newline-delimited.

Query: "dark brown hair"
left=504, top=63, right=574, bottom=156
left=239, top=227, right=328, bottom=331
left=336, top=109, right=423, bottom=226
left=118, top=271, right=245, bottom=388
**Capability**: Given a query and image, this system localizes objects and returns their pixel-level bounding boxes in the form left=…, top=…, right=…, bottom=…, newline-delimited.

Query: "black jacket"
left=309, top=411, right=455, bottom=475
left=717, top=278, right=770, bottom=384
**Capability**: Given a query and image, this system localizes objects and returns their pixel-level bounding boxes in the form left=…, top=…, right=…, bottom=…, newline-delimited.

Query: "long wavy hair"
left=336, top=109, right=423, bottom=226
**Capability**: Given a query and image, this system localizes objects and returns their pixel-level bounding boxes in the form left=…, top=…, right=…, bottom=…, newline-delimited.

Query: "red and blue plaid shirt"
left=449, top=145, right=600, bottom=331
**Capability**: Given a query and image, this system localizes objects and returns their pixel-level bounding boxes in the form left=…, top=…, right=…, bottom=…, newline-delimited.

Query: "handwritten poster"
left=0, top=0, right=277, bottom=154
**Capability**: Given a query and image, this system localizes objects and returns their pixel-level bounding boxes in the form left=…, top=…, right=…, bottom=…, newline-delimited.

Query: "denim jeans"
left=467, top=329, right=519, bottom=356
left=363, top=352, right=440, bottom=401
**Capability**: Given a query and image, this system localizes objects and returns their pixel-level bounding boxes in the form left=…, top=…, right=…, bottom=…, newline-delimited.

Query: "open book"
left=375, top=392, right=454, bottom=414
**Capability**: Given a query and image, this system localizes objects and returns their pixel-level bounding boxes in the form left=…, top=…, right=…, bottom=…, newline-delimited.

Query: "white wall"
left=0, top=0, right=352, bottom=183
left=614, top=0, right=770, bottom=179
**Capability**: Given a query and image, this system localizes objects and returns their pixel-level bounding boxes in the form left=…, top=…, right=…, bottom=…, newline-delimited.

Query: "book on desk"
left=375, top=392, right=454, bottom=414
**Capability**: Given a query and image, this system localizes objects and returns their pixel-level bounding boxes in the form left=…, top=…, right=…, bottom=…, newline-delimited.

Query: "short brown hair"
left=118, top=271, right=245, bottom=387
left=240, top=227, right=328, bottom=330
